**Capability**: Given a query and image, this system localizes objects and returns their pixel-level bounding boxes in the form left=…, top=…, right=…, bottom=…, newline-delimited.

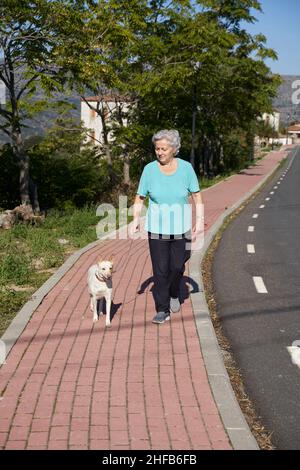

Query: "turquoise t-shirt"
left=137, top=158, right=200, bottom=235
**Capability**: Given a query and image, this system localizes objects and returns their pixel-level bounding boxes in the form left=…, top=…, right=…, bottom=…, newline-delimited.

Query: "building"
left=80, top=94, right=133, bottom=145
left=262, top=109, right=280, bottom=132
left=287, top=123, right=300, bottom=143
left=255, top=109, right=283, bottom=150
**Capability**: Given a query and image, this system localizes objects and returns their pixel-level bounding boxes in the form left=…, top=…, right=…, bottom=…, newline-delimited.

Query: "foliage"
left=0, top=0, right=283, bottom=207
left=28, top=115, right=111, bottom=209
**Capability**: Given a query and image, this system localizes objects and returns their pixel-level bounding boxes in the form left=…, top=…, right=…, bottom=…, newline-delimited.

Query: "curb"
left=189, top=147, right=298, bottom=450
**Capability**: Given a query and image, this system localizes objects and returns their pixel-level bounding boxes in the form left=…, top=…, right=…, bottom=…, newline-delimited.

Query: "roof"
left=81, top=94, right=134, bottom=103
left=288, top=124, right=300, bottom=132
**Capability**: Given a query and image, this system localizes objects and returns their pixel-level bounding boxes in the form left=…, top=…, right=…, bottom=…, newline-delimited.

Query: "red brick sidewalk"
left=0, top=149, right=289, bottom=450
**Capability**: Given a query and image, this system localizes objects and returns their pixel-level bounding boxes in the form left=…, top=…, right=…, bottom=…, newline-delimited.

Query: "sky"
left=242, top=0, right=300, bottom=76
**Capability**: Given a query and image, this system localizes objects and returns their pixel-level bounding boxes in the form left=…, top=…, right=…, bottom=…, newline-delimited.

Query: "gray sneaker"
left=170, top=297, right=180, bottom=313
left=152, top=311, right=170, bottom=324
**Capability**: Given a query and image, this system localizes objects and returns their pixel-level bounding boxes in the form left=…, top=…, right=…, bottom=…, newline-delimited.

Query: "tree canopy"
left=0, top=0, right=282, bottom=209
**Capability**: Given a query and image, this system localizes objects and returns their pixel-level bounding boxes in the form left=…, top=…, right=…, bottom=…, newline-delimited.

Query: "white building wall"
left=81, top=99, right=131, bottom=145
left=81, top=101, right=102, bottom=144
left=262, top=112, right=280, bottom=132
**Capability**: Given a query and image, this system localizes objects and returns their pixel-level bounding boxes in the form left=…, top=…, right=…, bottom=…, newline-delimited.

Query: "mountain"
left=273, top=75, right=300, bottom=126
left=0, top=88, right=81, bottom=144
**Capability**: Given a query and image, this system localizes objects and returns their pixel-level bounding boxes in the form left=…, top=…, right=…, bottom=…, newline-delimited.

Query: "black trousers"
left=148, top=233, right=191, bottom=313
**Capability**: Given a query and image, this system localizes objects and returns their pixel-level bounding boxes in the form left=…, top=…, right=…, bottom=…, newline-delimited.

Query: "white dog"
left=87, top=257, right=114, bottom=327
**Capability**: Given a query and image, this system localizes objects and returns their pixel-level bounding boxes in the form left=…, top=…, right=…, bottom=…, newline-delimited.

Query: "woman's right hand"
left=129, top=218, right=140, bottom=237
left=131, top=195, right=145, bottom=237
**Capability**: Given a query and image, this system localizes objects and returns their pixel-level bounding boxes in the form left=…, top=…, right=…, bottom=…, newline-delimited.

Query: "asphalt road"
left=212, top=147, right=300, bottom=450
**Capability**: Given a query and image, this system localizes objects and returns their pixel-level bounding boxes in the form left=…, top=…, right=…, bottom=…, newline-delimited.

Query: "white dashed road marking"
left=248, top=226, right=255, bottom=232
left=247, top=244, right=255, bottom=254
left=253, top=276, right=268, bottom=294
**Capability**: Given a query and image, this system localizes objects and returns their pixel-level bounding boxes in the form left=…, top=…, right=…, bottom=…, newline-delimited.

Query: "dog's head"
left=96, top=256, right=114, bottom=280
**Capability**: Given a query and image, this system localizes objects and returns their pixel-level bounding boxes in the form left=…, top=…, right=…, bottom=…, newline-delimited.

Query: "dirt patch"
left=6, top=284, right=35, bottom=292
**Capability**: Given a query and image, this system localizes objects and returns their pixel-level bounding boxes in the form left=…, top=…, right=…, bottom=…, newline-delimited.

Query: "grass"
left=0, top=205, right=132, bottom=336
left=200, top=160, right=257, bottom=190
left=200, top=171, right=236, bottom=190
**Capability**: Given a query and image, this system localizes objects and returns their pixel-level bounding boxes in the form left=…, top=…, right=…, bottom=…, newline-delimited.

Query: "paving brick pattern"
left=0, top=150, right=288, bottom=449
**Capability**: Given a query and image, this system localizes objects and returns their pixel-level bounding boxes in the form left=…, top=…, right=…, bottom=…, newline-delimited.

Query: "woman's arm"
left=132, top=194, right=146, bottom=232
left=191, top=191, right=204, bottom=236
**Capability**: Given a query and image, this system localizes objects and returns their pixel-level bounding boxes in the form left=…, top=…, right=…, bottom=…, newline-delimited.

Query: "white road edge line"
left=253, top=276, right=268, bottom=294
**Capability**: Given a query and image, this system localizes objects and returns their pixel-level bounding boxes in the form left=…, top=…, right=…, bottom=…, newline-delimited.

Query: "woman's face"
left=154, top=139, right=176, bottom=164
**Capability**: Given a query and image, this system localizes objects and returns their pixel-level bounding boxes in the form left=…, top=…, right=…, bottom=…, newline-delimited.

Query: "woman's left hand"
left=191, top=221, right=204, bottom=241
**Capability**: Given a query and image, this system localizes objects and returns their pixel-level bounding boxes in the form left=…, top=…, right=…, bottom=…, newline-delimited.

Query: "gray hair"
left=152, top=129, right=181, bottom=155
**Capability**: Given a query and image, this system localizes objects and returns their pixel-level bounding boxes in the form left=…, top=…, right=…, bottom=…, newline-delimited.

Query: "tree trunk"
left=208, top=138, right=214, bottom=177
left=190, top=84, right=197, bottom=168
left=29, top=178, right=40, bottom=214
left=219, top=135, right=225, bottom=172
left=100, top=110, right=115, bottom=183
left=11, top=126, right=31, bottom=206
left=100, top=109, right=112, bottom=164
left=123, top=151, right=131, bottom=186
left=203, top=136, right=209, bottom=178
left=247, top=132, right=255, bottom=163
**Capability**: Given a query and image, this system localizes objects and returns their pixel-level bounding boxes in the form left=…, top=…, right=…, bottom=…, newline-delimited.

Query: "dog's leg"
left=105, top=295, right=112, bottom=327
left=98, top=298, right=104, bottom=316
left=91, top=296, right=98, bottom=323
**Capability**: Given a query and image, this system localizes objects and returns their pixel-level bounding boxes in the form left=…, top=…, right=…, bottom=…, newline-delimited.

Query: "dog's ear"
left=108, top=254, right=115, bottom=264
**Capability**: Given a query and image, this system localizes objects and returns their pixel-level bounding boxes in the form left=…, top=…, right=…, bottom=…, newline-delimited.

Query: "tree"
left=123, top=0, right=281, bottom=175
left=63, top=0, right=150, bottom=187
left=0, top=0, right=282, bottom=210
left=0, top=0, right=119, bottom=209
left=28, top=112, right=108, bottom=209
left=0, top=1, right=80, bottom=208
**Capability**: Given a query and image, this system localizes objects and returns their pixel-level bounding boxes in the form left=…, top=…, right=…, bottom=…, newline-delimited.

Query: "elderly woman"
left=133, top=129, right=204, bottom=324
